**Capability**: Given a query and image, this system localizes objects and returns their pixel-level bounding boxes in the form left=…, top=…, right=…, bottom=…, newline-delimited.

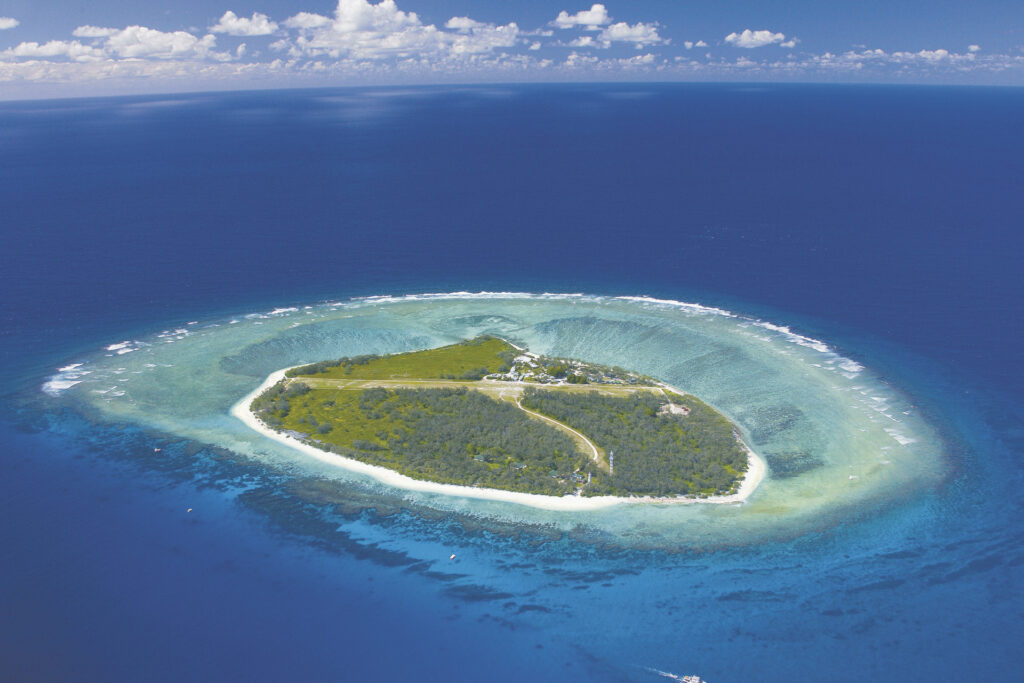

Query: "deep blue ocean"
left=1, top=84, right=1022, bottom=681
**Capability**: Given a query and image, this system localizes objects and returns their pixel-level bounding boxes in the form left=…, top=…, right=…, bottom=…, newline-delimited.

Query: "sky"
left=0, top=0, right=1022, bottom=98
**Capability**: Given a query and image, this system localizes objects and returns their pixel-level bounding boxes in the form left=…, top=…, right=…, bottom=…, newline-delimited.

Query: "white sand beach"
left=231, top=368, right=766, bottom=511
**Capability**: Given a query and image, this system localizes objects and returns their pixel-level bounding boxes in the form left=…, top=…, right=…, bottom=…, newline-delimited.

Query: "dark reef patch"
left=431, top=314, right=525, bottom=340
left=762, top=450, right=824, bottom=478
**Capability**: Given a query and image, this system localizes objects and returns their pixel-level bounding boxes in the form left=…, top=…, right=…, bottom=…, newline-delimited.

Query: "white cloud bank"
left=0, top=17, right=19, bottom=30
left=5, top=25, right=227, bottom=62
left=725, top=29, right=790, bottom=48
left=0, top=1, right=1022, bottom=93
left=6, top=40, right=104, bottom=61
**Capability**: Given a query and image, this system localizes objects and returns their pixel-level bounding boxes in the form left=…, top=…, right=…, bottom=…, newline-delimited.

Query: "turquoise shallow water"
left=46, top=293, right=946, bottom=548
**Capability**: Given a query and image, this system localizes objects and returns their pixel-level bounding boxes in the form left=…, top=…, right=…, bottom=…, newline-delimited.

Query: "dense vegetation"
left=286, top=336, right=517, bottom=381
left=252, top=335, right=748, bottom=497
left=521, top=389, right=747, bottom=496
left=252, top=383, right=602, bottom=495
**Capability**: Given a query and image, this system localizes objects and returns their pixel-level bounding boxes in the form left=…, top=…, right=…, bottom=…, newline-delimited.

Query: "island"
left=238, top=336, right=765, bottom=506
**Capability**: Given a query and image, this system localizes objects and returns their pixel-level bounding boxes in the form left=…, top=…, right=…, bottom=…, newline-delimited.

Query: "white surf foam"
left=43, top=363, right=92, bottom=396
left=752, top=321, right=831, bottom=353
left=42, top=379, right=82, bottom=394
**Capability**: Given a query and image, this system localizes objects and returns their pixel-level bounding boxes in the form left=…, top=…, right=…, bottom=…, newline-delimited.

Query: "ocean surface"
left=1, top=84, right=1022, bottom=682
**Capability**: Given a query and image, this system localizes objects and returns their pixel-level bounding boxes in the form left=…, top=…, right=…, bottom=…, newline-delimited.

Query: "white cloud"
left=73, top=26, right=119, bottom=38
left=283, top=12, right=332, bottom=29
left=618, top=52, right=655, bottom=66
left=725, top=29, right=787, bottom=48
left=445, top=17, right=483, bottom=32
left=332, top=0, right=421, bottom=33
left=799, top=46, right=987, bottom=73
left=6, top=25, right=230, bottom=63
left=569, top=36, right=596, bottom=48
left=283, top=0, right=519, bottom=60
left=780, top=38, right=798, bottom=49
left=0, top=58, right=291, bottom=87
left=529, top=41, right=541, bottom=51
left=969, top=44, right=980, bottom=52
left=564, top=51, right=598, bottom=66
left=597, top=21, right=664, bottom=47
left=210, top=11, right=278, bottom=37
left=4, top=40, right=105, bottom=62
left=892, top=48, right=959, bottom=63
left=449, top=22, right=520, bottom=55
left=553, top=4, right=610, bottom=29
left=0, top=17, right=19, bottom=30
left=106, top=26, right=219, bottom=59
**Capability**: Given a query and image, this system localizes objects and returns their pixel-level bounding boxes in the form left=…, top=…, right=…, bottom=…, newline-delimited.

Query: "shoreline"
left=230, top=368, right=766, bottom=511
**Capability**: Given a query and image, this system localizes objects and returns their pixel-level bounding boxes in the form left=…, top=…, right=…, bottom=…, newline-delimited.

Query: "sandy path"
left=515, top=399, right=608, bottom=471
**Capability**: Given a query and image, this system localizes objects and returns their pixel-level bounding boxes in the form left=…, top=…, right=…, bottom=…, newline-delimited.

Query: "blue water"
left=2, top=84, right=1022, bottom=681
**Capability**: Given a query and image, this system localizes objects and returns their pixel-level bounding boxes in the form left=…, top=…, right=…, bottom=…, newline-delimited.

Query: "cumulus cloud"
left=797, top=46, right=990, bottom=74
left=564, top=50, right=598, bottom=66
left=0, top=17, right=19, bottom=30
left=210, top=11, right=279, bottom=36
left=106, top=27, right=219, bottom=59
left=725, top=29, right=788, bottom=48
left=5, top=25, right=228, bottom=62
left=553, top=4, right=610, bottom=29
left=73, top=26, right=119, bottom=38
left=617, top=53, right=655, bottom=67
left=282, top=0, right=519, bottom=60
left=598, top=21, right=664, bottom=47
left=5, top=40, right=105, bottom=62
left=449, top=22, right=520, bottom=55
left=969, top=44, right=980, bottom=52
left=891, top=48, right=962, bottom=63
left=283, top=12, right=332, bottom=29
left=446, top=17, right=484, bottom=32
